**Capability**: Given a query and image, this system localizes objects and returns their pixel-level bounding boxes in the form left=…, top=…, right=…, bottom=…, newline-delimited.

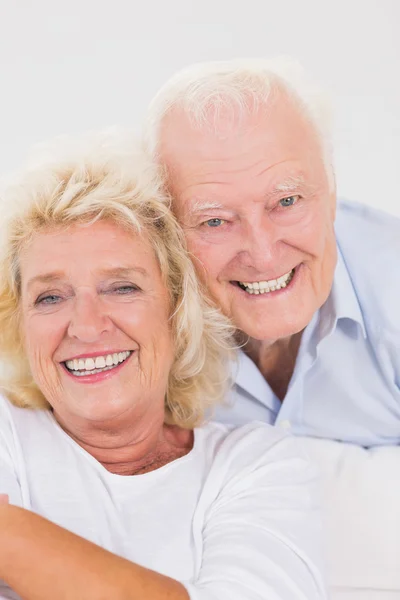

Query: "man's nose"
left=67, top=294, right=113, bottom=343
left=238, top=218, right=278, bottom=272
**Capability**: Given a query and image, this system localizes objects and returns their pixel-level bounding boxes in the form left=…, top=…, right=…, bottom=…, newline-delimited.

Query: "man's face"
left=159, top=95, right=337, bottom=342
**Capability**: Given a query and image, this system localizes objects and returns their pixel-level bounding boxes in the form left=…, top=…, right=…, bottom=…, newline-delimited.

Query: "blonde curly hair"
left=0, top=132, right=233, bottom=428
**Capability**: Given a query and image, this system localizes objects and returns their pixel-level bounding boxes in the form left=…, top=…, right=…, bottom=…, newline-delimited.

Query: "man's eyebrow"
left=187, top=199, right=225, bottom=214
left=26, top=267, right=149, bottom=291
left=271, top=175, right=307, bottom=194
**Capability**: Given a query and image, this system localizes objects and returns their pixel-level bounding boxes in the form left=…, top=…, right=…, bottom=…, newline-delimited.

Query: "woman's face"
left=19, top=220, right=174, bottom=430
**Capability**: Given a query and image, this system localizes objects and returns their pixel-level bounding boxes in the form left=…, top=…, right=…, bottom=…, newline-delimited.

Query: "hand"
left=0, top=494, right=9, bottom=505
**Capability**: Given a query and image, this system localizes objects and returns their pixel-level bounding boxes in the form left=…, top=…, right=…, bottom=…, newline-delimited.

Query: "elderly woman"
left=0, top=135, right=327, bottom=600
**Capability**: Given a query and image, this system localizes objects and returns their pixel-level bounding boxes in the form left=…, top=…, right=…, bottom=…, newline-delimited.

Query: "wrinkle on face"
left=160, top=92, right=337, bottom=343
left=19, top=221, right=174, bottom=442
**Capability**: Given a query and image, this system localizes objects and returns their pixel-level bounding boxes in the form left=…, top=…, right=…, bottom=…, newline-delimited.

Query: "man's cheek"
left=186, top=236, right=215, bottom=268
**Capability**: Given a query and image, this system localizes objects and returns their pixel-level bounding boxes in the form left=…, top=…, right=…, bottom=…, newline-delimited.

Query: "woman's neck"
left=53, top=410, right=194, bottom=476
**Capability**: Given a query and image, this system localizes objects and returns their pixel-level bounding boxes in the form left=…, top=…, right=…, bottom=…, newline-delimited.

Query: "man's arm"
left=0, top=505, right=189, bottom=600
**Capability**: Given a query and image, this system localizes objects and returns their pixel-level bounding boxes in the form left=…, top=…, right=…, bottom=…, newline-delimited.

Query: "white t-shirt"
left=0, top=395, right=327, bottom=599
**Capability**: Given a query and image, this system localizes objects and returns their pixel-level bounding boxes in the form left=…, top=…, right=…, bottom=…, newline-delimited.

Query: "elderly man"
left=144, top=58, right=400, bottom=448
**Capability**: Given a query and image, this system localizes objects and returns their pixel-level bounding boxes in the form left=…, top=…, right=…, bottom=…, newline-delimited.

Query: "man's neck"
left=241, top=332, right=303, bottom=402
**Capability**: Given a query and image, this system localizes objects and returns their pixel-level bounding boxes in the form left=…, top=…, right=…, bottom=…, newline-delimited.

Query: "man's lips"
left=230, top=267, right=297, bottom=294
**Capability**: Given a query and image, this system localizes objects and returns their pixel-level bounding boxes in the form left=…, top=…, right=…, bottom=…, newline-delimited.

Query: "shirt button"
left=280, top=420, right=292, bottom=431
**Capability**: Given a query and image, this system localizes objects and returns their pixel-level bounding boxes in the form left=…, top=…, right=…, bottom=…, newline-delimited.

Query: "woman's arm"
left=0, top=505, right=189, bottom=600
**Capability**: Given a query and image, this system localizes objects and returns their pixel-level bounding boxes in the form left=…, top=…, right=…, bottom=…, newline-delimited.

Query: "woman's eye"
left=279, top=195, right=299, bottom=208
left=35, top=294, right=62, bottom=306
left=112, top=285, right=140, bottom=295
left=204, top=218, right=226, bottom=228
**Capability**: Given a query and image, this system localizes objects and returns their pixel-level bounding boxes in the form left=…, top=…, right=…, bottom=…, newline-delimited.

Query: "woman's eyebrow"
left=26, top=267, right=149, bottom=291
left=26, top=272, right=64, bottom=291
left=97, top=267, right=149, bottom=279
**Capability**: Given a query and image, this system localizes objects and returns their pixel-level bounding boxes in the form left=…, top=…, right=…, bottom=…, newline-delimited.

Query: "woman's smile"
left=62, top=350, right=135, bottom=383
left=20, top=220, right=174, bottom=423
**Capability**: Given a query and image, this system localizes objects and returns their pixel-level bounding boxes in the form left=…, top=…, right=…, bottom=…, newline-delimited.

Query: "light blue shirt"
left=215, top=200, right=400, bottom=447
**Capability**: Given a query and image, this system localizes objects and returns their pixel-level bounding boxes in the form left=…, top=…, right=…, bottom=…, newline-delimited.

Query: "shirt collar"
left=231, top=245, right=366, bottom=405
left=231, top=351, right=281, bottom=412
left=315, top=245, right=367, bottom=343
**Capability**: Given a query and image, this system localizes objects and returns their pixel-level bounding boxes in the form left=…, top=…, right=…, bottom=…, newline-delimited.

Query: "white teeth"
left=239, top=269, right=295, bottom=295
left=85, top=357, right=95, bottom=370
left=95, top=356, right=106, bottom=369
left=65, top=351, right=132, bottom=374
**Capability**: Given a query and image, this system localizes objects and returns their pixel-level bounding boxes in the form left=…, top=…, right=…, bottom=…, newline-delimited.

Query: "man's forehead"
left=160, top=98, right=326, bottom=213
left=160, top=88, right=310, bottom=140
left=159, top=108, right=244, bottom=167
left=160, top=101, right=320, bottom=175
left=161, top=102, right=246, bottom=136
left=179, top=173, right=309, bottom=216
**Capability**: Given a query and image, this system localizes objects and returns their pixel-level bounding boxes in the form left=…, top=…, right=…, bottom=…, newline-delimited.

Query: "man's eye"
left=279, top=195, right=299, bottom=208
left=204, top=218, right=226, bottom=227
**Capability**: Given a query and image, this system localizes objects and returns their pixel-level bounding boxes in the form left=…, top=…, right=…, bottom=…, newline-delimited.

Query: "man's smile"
left=232, top=267, right=296, bottom=295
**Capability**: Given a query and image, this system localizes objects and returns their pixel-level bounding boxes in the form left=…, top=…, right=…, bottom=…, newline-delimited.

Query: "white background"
left=0, top=0, right=399, bottom=215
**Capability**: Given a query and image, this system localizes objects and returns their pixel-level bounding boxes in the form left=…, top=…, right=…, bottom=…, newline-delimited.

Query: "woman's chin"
left=54, top=393, right=134, bottom=427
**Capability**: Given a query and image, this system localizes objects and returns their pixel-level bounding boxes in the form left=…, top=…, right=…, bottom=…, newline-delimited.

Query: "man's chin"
left=233, top=315, right=307, bottom=343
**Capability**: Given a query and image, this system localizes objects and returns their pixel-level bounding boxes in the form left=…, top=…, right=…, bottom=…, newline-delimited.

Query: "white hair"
left=144, top=56, right=335, bottom=187
left=0, top=130, right=234, bottom=428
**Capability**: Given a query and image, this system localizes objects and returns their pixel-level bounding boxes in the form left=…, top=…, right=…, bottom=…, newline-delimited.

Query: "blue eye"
left=35, top=294, right=62, bottom=305
left=115, top=286, right=138, bottom=294
left=205, top=218, right=225, bottom=227
left=279, top=196, right=298, bottom=207
left=109, top=284, right=141, bottom=295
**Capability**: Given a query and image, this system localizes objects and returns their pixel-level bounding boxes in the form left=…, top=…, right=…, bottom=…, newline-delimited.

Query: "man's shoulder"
left=336, top=199, right=399, bottom=254
left=335, top=199, right=400, bottom=333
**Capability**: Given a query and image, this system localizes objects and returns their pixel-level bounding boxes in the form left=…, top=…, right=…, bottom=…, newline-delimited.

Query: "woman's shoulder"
left=197, top=420, right=313, bottom=477
left=0, top=393, right=50, bottom=441
left=0, top=393, right=40, bottom=419
left=193, top=421, right=318, bottom=525
left=0, top=393, right=21, bottom=431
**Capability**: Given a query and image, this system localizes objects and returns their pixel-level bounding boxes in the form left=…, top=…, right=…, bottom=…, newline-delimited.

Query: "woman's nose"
left=67, top=294, right=113, bottom=343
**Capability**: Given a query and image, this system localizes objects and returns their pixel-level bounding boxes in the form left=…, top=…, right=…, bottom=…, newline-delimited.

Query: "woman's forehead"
left=19, top=220, right=161, bottom=285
